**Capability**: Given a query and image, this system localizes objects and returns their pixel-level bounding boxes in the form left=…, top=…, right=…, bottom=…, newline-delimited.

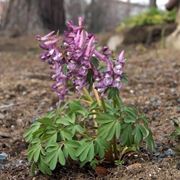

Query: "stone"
left=0, top=152, right=8, bottom=164
left=126, top=163, right=142, bottom=174
left=107, top=35, right=123, bottom=51
left=16, top=119, right=24, bottom=127
left=164, top=149, right=175, bottom=157
left=0, top=113, right=5, bottom=120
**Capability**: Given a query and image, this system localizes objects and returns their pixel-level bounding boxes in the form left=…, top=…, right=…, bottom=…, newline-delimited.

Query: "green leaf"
left=47, top=133, right=57, bottom=145
left=63, top=140, right=79, bottom=160
left=45, top=145, right=59, bottom=163
left=33, top=145, right=41, bottom=162
left=69, top=101, right=83, bottom=112
left=49, top=151, right=58, bottom=170
left=72, top=125, right=85, bottom=134
left=171, top=127, right=180, bottom=138
left=98, top=119, right=118, bottom=141
left=80, top=159, right=89, bottom=167
left=76, top=141, right=89, bottom=157
left=28, top=142, right=42, bottom=163
left=115, top=122, right=121, bottom=139
left=90, top=101, right=98, bottom=111
left=94, top=138, right=108, bottom=159
left=28, top=146, right=36, bottom=162
left=139, top=125, right=149, bottom=139
left=60, top=129, right=72, bottom=140
left=96, top=113, right=115, bottom=124
left=87, top=142, right=95, bottom=161
left=139, top=114, right=148, bottom=126
left=62, top=64, right=68, bottom=74
left=98, top=124, right=110, bottom=138
left=66, top=140, right=79, bottom=148
left=46, top=143, right=59, bottom=152
left=107, top=87, right=119, bottom=99
left=134, top=125, right=142, bottom=145
left=76, top=141, right=94, bottom=162
left=91, top=57, right=99, bottom=67
left=38, top=157, right=52, bottom=175
left=31, top=138, right=41, bottom=144
left=46, top=129, right=57, bottom=135
left=56, top=115, right=74, bottom=125
left=45, top=144, right=65, bottom=170
left=58, top=148, right=65, bottom=166
left=145, top=132, right=155, bottom=151
left=56, top=117, right=69, bottom=126
left=45, top=151, right=57, bottom=164
left=90, top=158, right=99, bottom=169
left=79, top=143, right=91, bottom=162
left=23, top=122, right=41, bottom=142
left=70, top=113, right=76, bottom=123
left=38, top=117, right=52, bottom=126
left=30, top=162, right=37, bottom=176
left=121, top=73, right=128, bottom=84
left=32, top=127, right=44, bottom=138
left=107, top=122, right=117, bottom=141
left=121, top=124, right=133, bottom=146
left=46, top=111, right=55, bottom=118
left=69, top=101, right=88, bottom=116
left=123, top=106, right=137, bottom=123
left=86, top=69, right=94, bottom=87
left=64, top=145, right=77, bottom=160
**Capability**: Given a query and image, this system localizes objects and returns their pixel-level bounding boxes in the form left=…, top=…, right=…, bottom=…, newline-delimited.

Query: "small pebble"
left=22, top=91, right=27, bottom=95
left=0, top=152, right=8, bottom=163
left=170, top=88, right=176, bottom=94
left=11, top=125, right=15, bottom=129
left=126, top=163, right=142, bottom=174
left=16, top=119, right=23, bottom=127
left=164, top=149, right=175, bottom=157
left=0, top=113, right=5, bottom=119
left=177, top=98, right=180, bottom=104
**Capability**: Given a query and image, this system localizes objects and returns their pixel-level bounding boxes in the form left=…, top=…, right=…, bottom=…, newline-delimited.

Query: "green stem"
left=82, top=87, right=93, bottom=103
left=92, top=86, right=101, bottom=107
left=101, top=97, right=106, bottom=112
left=113, top=97, right=116, bottom=108
left=113, top=136, right=118, bottom=160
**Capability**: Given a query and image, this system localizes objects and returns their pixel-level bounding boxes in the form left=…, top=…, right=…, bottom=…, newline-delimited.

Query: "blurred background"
left=0, top=0, right=172, bottom=33
left=0, top=0, right=179, bottom=49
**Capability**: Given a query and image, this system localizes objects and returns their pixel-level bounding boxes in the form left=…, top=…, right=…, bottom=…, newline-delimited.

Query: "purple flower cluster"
left=36, top=17, right=125, bottom=99
left=94, top=49, right=125, bottom=93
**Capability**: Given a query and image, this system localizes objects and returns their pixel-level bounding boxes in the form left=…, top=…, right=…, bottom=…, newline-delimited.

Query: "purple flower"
left=36, top=17, right=125, bottom=99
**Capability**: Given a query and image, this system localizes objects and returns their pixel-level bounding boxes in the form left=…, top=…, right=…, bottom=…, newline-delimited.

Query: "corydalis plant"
left=24, top=17, right=154, bottom=175
left=36, top=17, right=125, bottom=99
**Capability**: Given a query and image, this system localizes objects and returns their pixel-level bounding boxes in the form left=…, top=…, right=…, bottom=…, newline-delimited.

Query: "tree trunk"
left=65, top=0, right=87, bottom=24
left=166, top=0, right=178, bottom=11
left=2, top=0, right=65, bottom=36
left=39, top=0, right=65, bottom=33
left=85, top=0, right=110, bottom=33
left=166, top=2, right=180, bottom=49
left=149, top=0, right=157, bottom=8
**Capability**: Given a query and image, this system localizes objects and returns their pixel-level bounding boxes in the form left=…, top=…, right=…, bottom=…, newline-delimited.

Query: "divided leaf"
left=122, top=106, right=137, bottom=123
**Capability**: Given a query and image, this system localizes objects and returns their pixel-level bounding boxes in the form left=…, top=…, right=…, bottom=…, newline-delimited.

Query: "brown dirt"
left=0, top=36, right=180, bottom=180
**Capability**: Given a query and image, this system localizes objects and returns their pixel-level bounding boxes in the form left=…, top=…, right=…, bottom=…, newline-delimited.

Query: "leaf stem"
left=92, top=85, right=101, bottom=107
left=113, top=136, right=118, bottom=160
left=82, top=87, right=93, bottom=103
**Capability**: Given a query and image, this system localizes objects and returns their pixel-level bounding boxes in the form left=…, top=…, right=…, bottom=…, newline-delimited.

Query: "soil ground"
left=0, top=36, right=180, bottom=179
